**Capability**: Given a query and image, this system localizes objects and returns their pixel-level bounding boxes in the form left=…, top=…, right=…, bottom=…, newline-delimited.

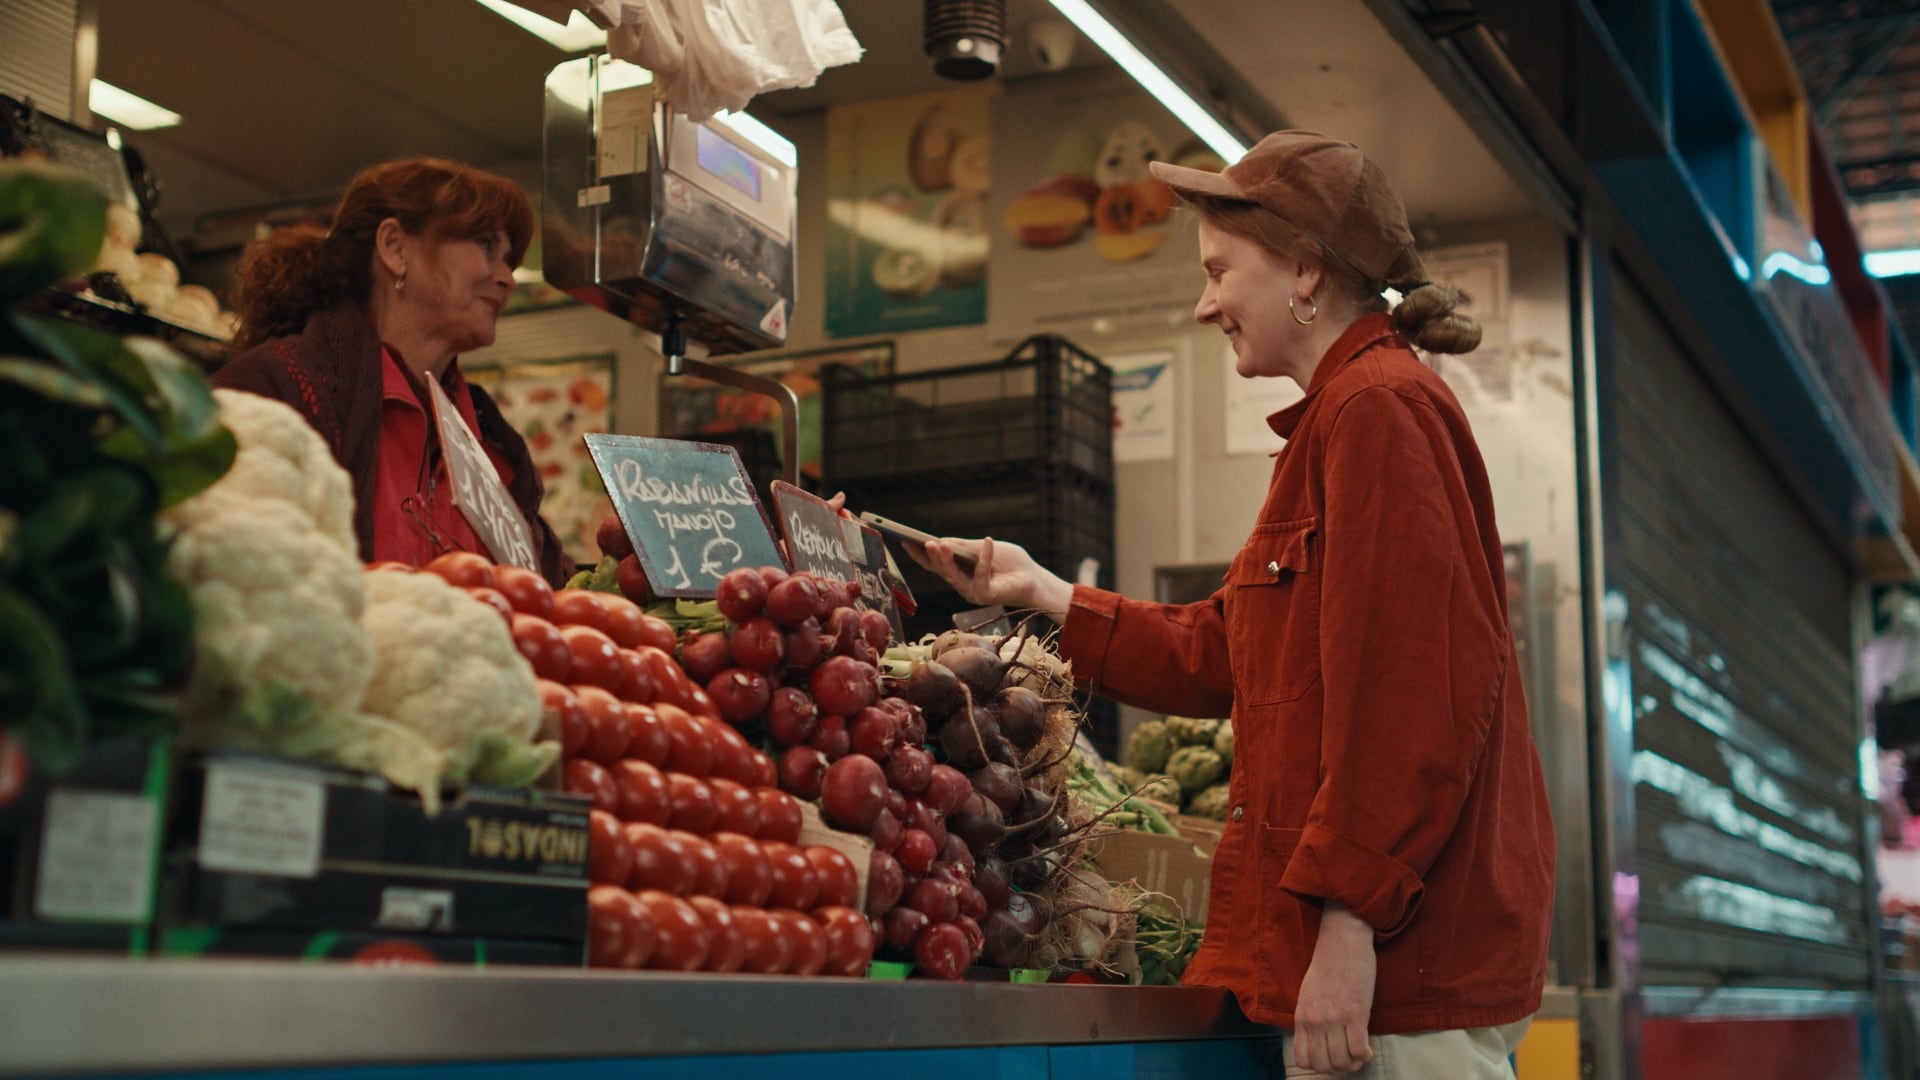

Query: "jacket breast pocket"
left=1223, top=518, right=1319, bottom=705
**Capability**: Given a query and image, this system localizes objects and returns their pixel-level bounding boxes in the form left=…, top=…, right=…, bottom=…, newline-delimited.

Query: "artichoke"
left=1126, top=719, right=1174, bottom=772
left=1214, top=722, right=1234, bottom=767
left=1167, top=745, right=1225, bottom=797
left=1188, top=782, right=1231, bottom=821
left=1166, top=715, right=1221, bottom=747
left=1111, top=764, right=1146, bottom=790
left=1140, top=773, right=1182, bottom=804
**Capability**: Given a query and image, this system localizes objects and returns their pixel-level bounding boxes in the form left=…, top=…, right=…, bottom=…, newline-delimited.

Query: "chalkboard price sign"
left=848, top=518, right=909, bottom=641
left=771, top=481, right=857, bottom=584
left=585, top=434, right=787, bottom=599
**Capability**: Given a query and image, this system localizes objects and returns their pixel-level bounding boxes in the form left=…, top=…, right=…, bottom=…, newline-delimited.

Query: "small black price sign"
left=770, top=481, right=857, bottom=583
left=585, top=434, right=787, bottom=599
left=848, top=518, right=910, bottom=642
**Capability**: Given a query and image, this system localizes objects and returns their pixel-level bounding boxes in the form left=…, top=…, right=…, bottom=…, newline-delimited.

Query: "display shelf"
left=0, top=957, right=1267, bottom=1074
left=27, top=287, right=230, bottom=370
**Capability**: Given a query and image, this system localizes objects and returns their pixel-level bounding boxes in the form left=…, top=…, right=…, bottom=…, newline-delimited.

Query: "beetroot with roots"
left=972, top=856, right=1011, bottom=910
left=980, top=908, right=1030, bottom=969
left=994, top=686, right=1047, bottom=750
left=937, top=645, right=1004, bottom=701
left=957, top=883, right=987, bottom=921
left=949, top=792, right=1006, bottom=857
left=938, top=708, right=1000, bottom=770
left=905, top=661, right=966, bottom=723
left=938, top=830, right=976, bottom=878
left=967, top=763, right=1022, bottom=817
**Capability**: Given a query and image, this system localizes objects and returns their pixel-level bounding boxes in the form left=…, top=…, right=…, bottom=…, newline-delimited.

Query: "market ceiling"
left=1772, top=0, right=1920, bottom=199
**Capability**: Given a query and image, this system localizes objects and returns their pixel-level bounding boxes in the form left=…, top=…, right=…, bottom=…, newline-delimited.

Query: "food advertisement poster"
left=989, top=68, right=1224, bottom=339
left=465, top=354, right=616, bottom=565
left=825, top=86, right=995, bottom=337
left=658, top=343, right=894, bottom=483
left=1110, top=348, right=1177, bottom=464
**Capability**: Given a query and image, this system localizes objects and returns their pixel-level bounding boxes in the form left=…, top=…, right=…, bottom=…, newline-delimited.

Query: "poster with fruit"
left=988, top=68, right=1225, bottom=340
left=465, top=355, right=617, bottom=567
left=824, top=85, right=995, bottom=338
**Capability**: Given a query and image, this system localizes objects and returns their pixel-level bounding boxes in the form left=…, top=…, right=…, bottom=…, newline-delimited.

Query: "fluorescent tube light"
left=475, top=0, right=607, bottom=51
left=88, top=79, right=179, bottom=131
left=1866, top=248, right=1920, bottom=278
left=1046, top=0, right=1247, bottom=162
left=714, top=110, right=798, bottom=169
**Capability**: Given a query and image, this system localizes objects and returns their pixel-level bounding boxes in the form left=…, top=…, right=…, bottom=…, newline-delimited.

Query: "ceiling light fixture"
left=1865, top=248, right=1920, bottom=279
left=88, top=79, right=180, bottom=131
left=1045, top=0, right=1247, bottom=162
left=475, top=0, right=608, bottom=51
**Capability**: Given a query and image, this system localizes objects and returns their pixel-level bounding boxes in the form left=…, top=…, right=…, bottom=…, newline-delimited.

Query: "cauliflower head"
left=167, top=490, right=373, bottom=712
left=166, top=389, right=355, bottom=552
left=359, top=569, right=555, bottom=786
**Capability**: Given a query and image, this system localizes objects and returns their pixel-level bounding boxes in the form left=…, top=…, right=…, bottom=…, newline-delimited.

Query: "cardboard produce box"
left=163, top=752, right=590, bottom=944
left=0, top=738, right=171, bottom=953
left=1089, top=829, right=1214, bottom=924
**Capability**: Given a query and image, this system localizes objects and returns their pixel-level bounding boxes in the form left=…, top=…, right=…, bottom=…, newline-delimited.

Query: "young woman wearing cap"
left=912, top=131, right=1554, bottom=1078
left=215, top=158, right=571, bottom=586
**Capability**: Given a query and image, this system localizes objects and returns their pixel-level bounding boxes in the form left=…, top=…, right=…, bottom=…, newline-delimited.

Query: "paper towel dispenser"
left=542, top=56, right=797, bottom=354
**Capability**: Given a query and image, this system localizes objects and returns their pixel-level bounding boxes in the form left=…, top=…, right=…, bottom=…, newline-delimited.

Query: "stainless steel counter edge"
left=0, top=958, right=1270, bottom=1074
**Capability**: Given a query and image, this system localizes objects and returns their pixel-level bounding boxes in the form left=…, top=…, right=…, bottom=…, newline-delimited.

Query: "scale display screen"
left=696, top=124, right=762, bottom=201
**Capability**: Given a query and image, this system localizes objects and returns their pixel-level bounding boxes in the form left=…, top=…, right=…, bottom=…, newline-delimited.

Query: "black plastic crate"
left=822, top=336, right=1113, bottom=486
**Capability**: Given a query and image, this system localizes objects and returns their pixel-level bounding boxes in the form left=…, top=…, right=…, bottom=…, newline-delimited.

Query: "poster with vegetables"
left=988, top=68, right=1224, bottom=340
left=824, top=85, right=996, bottom=338
left=465, top=355, right=616, bottom=566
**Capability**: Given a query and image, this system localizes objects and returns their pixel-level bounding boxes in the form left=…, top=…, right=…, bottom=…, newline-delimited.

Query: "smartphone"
left=857, top=512, right=978, bottom=573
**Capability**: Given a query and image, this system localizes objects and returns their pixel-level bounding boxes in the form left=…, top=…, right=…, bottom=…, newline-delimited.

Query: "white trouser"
left=1277, top=1019, right=1532, bottom=1079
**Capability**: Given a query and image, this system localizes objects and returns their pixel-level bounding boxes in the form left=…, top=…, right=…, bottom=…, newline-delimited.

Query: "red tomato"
left=0, top=731, right=24, bottom=811
left=636, top=613, right=678, bottom=655
left=681, top=683, right=721, bottom=721
left=562, top=759, right=619, bottom=815
left=464, top=586, right=514, bottom=626
left=733, top=906, right=793, bottom=974
left=748, top=749, right=778, bottom=790
left=625, top=822, right=696, bottom=895
left=761, top=841, right=820, bottom=912
left=612, top=759, right=671, bottom=826
left=712, top=832, right=773, bottom=907
left=635, top=889, right=711, bottom=971
left=686, top=895, right=746, bottom=973
left=666, top=772, right=719, bottom=834
left=657, top=703, right=716, bottom=777
left=511, top=615, right=572, bottom=683
left=424, top=551, right=496, bottom=590
left=810, top=905, right=875, bottom=977
left=671, top=829, right=730, bottom=899
left=706, top=721, right=760, bottom=787
left=607, top=887, right=659, bottom=969
left=777, top=909, right=829, bottom=976
left=551, top=589, right=610, bottom=634
left=573, top=684, right=631, bottom=763
left=802, top=846, right=860, bottom=909
left=588, top=809, right=633, bottom=885
left=623, top=703, right=672, bottom=768
left=536, top=680, right=589, bottom=758
left=493, top=565, right=555, bottom=619
left=634, top=646, right=689, bottom=705
left=587, top=884, right=632, bottom=969
left=707, top=777, right=762, bottom=837
left=613, top=649, right=655, bottom=703
left=753, top=787, right=804, bottom=844
left=599, top=594, right=648, bottom=650
left=561, top=625, right=622, bottom=692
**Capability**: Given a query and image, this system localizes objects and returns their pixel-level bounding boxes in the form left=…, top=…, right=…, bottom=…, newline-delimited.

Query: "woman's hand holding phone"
left=911, top=535, right=1073, bottom=624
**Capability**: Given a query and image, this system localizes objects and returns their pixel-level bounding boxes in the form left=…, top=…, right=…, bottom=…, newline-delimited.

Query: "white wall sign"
left=1111, top=349, right=1177, bottom=464
left=1223, top=343, right=1304, bottom=456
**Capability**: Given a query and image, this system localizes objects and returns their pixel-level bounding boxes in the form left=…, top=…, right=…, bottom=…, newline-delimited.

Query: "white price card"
left=429, top=378, right=538, bottom=570
left=34, top=790, right=158, bottom=922
left=197, top=763, right=325, bottom=878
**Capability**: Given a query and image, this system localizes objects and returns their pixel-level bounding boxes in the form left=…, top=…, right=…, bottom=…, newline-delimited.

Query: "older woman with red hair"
left=215, top=157, right=569, bottom=585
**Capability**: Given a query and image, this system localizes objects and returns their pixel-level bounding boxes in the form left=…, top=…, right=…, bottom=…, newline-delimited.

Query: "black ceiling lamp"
left=924, top=0, right=1007, bottom=80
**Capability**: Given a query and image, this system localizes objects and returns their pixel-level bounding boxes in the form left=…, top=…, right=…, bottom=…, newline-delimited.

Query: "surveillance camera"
left=1027, top=18, right=1077, bottom=73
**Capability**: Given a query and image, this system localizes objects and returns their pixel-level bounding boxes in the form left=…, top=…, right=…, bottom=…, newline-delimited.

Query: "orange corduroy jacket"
left=1059, top=313, right=1555, bottom=1033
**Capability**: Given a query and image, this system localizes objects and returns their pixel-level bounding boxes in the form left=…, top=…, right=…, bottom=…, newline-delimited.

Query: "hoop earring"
left=1289, top=293, right=1317, bottom=326
left=395, top=273, right=407, bottom=294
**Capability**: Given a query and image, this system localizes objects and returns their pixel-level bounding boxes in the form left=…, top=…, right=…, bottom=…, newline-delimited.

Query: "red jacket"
left=1060, top=314, right=1554, bottom=1033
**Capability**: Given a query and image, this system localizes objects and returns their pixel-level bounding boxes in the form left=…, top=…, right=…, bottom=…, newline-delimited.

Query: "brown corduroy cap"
left=1148, top=130, right=1422, bottom=287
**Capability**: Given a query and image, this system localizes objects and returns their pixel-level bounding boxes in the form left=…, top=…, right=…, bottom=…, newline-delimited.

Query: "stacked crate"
left=822, top=335, right=1119, bottom=752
